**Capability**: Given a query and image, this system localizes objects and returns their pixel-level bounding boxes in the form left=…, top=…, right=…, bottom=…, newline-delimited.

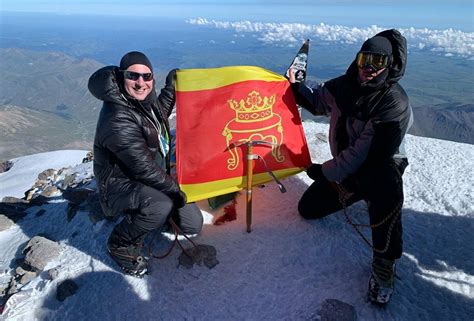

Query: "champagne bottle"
left=285, top=39, right=310, bottom=83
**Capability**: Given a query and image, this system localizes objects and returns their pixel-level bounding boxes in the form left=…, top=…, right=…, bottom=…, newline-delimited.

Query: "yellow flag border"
left=180, top=167, right=304, bottom=203
left=176, top=66, right=287, bottom=92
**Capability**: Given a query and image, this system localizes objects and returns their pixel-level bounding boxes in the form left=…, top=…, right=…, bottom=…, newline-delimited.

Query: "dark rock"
left=82, top=151, right=93, bottom=163
left=0, top=215, right=14, bottom=231
left=47, top=267, right=61, bottom=280
left=0, top=276, right=12, bottom=297
left=40, top=186, right=60, bottom=198
left=56, top=279, right=78, bottom=302
left=23, top=236, right=61, bottom=271
left=320, top=299, right=357, bottom=321
left=178, top=244, right=219, bottom=269
left=61, top=174, right=76, bottom=189
left=0, top=160, right=13, bottom=173
left=19, top=271, right=37, bottom=285
left=34, top=180, right=48, bottom=188
left=1, top=197, right=29, bottom=205
left=15, top=266, right=27, bottom=276
left=38, top=169, right=56, bottom=181
left=6, top=278, right=18, bottom=296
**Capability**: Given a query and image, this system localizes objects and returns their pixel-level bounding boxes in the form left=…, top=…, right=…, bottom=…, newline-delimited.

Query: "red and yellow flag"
left=175, top=66, right=311, bottom=202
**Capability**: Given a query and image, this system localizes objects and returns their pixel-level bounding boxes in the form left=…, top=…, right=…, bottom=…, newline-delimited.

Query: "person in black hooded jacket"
left=288, top=29, right=413, bottom=305
left=89, top=51, right=203, bottom=277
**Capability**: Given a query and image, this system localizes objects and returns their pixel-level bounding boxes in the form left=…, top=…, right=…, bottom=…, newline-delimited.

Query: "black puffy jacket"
left=88, top=66, right=179, bottom=215
left=294, top=29, right=412, bottom=182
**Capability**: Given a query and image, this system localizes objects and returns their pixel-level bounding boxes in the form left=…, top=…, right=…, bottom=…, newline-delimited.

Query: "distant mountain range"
left=410, top=104, right=474, bottom=145
left=0, top=48, right=472, bottom=162
left=0, top=48, right=103, bottom=161
left=0, top=48, right=102, bottom=119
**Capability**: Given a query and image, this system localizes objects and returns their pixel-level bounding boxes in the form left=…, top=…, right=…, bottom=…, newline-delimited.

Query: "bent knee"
left=183, top=214, right=204, bottom=235
left=175, top=204, right=204, bottom=235
left=184, top=219, right=203, bottom=235
left=298, top=198, right=333, bottom=220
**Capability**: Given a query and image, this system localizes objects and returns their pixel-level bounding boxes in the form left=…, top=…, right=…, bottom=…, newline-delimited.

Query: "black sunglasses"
left=122, top=70, right=153, bottom=81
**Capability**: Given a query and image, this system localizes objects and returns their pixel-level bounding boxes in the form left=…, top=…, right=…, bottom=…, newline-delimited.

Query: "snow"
left=0, top=123, right=473, bottom=320
left=0, top=150, right=89, bottom=200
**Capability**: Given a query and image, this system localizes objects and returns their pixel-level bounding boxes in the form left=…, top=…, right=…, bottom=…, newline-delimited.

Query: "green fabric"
left=208, top=192, right=238, bottom=210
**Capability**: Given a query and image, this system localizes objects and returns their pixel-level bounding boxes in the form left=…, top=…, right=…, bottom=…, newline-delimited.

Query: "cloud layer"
left=188, top=18, right=474, bottom=59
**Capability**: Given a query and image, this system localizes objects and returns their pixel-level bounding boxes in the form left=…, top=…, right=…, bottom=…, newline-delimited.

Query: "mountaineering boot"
left=107, top=231, right=149, bottom=278
left=368, top=257, right=396, bottom=305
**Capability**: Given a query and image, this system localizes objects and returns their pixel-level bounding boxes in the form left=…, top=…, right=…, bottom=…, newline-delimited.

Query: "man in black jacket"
left=89, top=51, right=203, bottom=277
left=288, top=30, right=412, bottom=305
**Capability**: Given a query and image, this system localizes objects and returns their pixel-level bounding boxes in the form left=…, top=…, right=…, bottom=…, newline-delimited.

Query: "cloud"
left=187, top=18, right=474, bottom=58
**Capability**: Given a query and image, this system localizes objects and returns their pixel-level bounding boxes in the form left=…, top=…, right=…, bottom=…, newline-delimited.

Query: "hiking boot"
left=368, top=257, right=396, bottom=305
left=107, top=228, right=149, bottom=278
left=107, top=243, right=149, bottom=277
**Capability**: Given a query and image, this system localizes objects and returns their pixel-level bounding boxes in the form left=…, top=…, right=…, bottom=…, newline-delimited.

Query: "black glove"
left=171, top=190, right=187, bottom=209
left=165, top=68, right=179, bottom=88
left=306, top=163, right=326, bottom=181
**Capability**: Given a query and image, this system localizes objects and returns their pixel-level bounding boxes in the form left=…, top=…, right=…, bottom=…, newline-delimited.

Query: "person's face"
left=123, top=64, right=153, bottom=101
left=358, top=66, right=386, bottom=84
left=356, top=51, right=389, bottom=84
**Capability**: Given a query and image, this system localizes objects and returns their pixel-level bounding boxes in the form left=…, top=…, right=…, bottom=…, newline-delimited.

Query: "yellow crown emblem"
left=227, top=90, right=276, bottom=123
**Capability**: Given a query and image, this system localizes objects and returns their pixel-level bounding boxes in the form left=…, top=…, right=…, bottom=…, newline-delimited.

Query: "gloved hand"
left=165, top=68, right=179, bottom=88
left=171, top=190, right=187, bottom=209
left=306, top=163, right=326, bottom=181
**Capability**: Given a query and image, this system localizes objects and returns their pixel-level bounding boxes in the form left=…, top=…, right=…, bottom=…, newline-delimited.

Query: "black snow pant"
left=298, top=158, right=408, bottom=260
left=108, top=184, right=203, bottom=247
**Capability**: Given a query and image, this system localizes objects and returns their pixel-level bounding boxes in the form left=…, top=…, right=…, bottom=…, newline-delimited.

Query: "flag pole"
left=246, top=143, right=255, bottom=233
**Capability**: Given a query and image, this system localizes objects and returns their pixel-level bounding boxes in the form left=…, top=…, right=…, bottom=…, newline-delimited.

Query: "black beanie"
left=119, top=51, right=153, bottom=71
left=360, top=36, right=392, bottom=56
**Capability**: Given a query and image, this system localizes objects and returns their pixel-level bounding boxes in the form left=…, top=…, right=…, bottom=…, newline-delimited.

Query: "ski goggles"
left=356, top=52, right=390, bottom=71
left=122, top=70, right=154, bottom=82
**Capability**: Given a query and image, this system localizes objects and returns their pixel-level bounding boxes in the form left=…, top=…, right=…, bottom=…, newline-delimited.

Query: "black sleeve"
left=291, top=82, right=334, bottom=116
left=157, top=69, right=178, bottom=117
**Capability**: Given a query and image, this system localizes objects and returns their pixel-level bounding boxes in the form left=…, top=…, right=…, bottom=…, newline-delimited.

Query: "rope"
left=334, top=163, right=403, bottom=254
left=148, top=217, right=198, bottom=259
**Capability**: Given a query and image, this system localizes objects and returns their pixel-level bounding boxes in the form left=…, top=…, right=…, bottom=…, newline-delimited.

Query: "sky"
left=1, top=0, right=473, bottom=31
left=0, top=122, right=473, bottom=320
